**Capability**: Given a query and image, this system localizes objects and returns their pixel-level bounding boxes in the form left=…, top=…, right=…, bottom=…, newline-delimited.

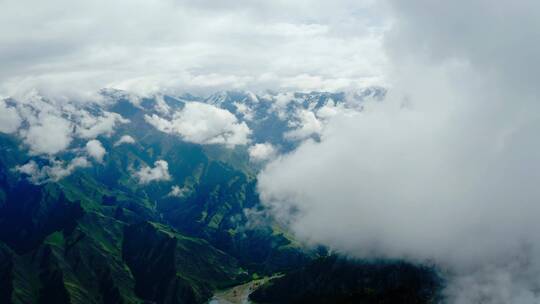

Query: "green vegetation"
left=0, top=99, right=441, bottom=303
left=0, top=120, right=311, bottom=304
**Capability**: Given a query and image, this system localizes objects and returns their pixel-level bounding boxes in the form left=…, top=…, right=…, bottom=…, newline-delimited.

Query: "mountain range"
left=0, top=87, right=441, bottom=304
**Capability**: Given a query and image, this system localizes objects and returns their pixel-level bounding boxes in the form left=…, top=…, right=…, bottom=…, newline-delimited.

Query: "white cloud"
left=315, top=99, right=348, bottom=120
left=259, top=0, right=540, bottom=303
left=145, top=102, right=251, bottom=147
left=135, top=160, right=171, bottom=184
left=273, top=92, right=294, bottom=108
left=144, top=114, right=171, bottom=132
left=269, top=92, right=296, bottom=120
left=233, top=102, right=254, bottom=121
left=114, top=135, right=135, bottom=147
left=3, top=91, right=131, bottom=155
left=168, top=185, right=188, bottom=197
left=284, top=110, right=323, bottom=140
left=22, top=114, right=73, bottom=155
left=0, top=0, right=386, bottom=98
left=0, top=99, right=21, bottom=133
left=153, top=95, right=171, bottom=115
left=85, top=139, right=106, bottom=163
left=16, top=157, right=90, bottom=184
left=76, top=111, right=129, bottom=139
left=248, top=143, right=277, bottom=162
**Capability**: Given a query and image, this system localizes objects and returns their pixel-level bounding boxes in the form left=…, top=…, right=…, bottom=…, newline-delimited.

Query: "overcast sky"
left=0, top=0, right=387, bottom=100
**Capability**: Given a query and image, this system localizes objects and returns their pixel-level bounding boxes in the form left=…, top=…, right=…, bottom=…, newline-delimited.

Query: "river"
left=208, top=278, right=270, bottom=304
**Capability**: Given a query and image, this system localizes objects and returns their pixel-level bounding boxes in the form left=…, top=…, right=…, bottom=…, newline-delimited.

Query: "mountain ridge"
left=0, top=86, right=441, bottom=304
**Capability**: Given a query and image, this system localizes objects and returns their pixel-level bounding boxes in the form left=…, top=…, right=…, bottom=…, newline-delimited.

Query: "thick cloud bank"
left=258, top=1, right=540, bottom=303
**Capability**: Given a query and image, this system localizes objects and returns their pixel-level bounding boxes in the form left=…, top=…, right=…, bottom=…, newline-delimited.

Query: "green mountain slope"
left=0, top=92, right=442, bottom=303
left=0, top=116, right=312, bottom=303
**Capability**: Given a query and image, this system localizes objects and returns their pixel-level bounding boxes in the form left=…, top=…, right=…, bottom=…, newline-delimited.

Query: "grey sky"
left=0, top=0, right=386, bottom=100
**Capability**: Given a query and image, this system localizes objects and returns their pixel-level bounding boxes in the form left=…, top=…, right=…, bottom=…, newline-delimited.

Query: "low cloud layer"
left=145, top=102, right=251, bottom=147
left=22, top=114, right=73, bottom=155
left=16, top=157, right=90, bottom=184
left=76, top=111, right=129, bottom=139
left=259, top=0, right=540, bottom=303
left=1, top=92, right=129, bottom=156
